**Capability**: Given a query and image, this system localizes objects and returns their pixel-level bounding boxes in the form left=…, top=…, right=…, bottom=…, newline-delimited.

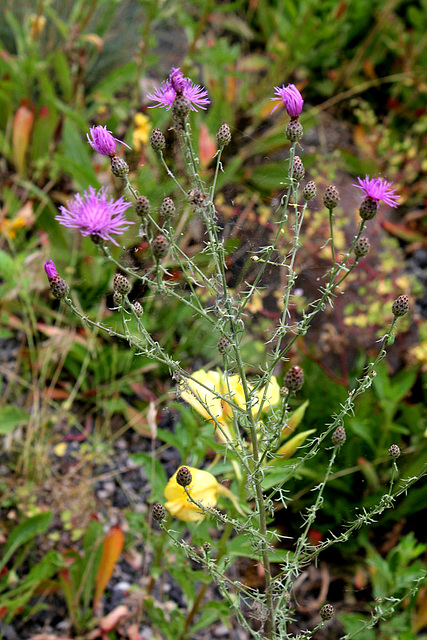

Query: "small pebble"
left=214, top=624, right=230, bottom=637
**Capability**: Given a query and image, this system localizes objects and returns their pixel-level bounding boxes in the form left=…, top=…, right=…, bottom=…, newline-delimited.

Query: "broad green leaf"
left=0, top=406, right=30, bottom=434
left=349, top=418, right=375, bottom=450
left=261, top=465, right=294, bottom=491
left=144, top=597, right=183, bottom=640
left=225, top=534, right=292, bottom=563
left=91, top=62, right=137, bottom=101
left=189, top=601, right=231, bottom=633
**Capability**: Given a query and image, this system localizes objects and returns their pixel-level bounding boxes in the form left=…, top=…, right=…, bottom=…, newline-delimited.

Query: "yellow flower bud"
left=273, top=429, right=316, bottom=461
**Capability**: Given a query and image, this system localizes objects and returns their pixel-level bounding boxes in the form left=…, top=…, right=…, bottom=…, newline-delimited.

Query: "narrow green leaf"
left=1, top=512, right=52, bottom=571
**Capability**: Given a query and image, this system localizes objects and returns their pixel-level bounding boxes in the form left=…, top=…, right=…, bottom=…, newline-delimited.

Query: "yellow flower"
left=0, top=216, right=27, bottom=239
left=181, top=370, right=225, bottom=423
left=164, top=466, right=220, bottom=522
left=132, top=113, right=151, bottom=151
left=181, top=369, right=280, bottom=429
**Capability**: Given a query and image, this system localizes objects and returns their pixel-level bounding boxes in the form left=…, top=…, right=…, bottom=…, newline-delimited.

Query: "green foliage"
left=340, top=533, right=427, bottom=639
left=0, top=513, right=59, bottom=625
left=0, top=406, right=30, bottom=435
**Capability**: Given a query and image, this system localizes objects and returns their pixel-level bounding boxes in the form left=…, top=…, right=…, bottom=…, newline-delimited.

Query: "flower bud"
left=152, top=234, right=169, bottom=260
left=113, top=273, right=131, bottom=295
left=90, top=233, right=103, bottom=245
left=160, top=197, right=176, bottom=219
left=110, top=155, right=129, bottom=178
left=217, top=336, right=231, bottom=354
left=152, top=503, right=167, bottom=521
left=332, top=426, right=346, bottom=446
left=286, top=118, right=303, bottom=142
left=216, top=123, right=231, bottom=146
left=320, top=604, right=334, bottom=621
left=113, top=291, right=123, bottom=306
left=280, top=386, right=289, bottom=397
left=303, top=181, right=316, bottom=201
left=44, top=260, right=69, bottom=300
left=176, top=466, right=192, bottom=487
left=50, top=276, right=69, bottom=299
left=133, top=301, right=143, bottom=317
left=292, top=156, right=305, bottom=181
left=172, top=94, right=191, bottom=119
left=202, top=541, right=211, bottom=552
left=323, top=185, right=340, bottom=209
left=391, top=295, right=409, bottom=317
left=359, top=196, right=379, bottom=220
left=284, top=365, right=304, bottom=392
left=388, top=444, right=400, bottom=460
left=135, top=195, right=150, bottom=218
left=150, top=128, right=166, bottom=152
left=188, top=189, right=207, bottom=208
left=354, top=236, right=370, bottom=258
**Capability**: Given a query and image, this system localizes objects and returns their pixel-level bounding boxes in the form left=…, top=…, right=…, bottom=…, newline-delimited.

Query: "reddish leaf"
left=199, top=123, right=217, bottom=169
left=99, top=605, right=128, bottom=632
left=93, top=526, right=124, bottom=609
left=381, top=220, right=426, bottom=244
left=13, top=105, right=34, bottom=175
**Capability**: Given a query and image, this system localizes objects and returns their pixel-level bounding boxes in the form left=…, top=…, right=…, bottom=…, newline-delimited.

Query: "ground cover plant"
left=1, top=2, right=426, bottom=639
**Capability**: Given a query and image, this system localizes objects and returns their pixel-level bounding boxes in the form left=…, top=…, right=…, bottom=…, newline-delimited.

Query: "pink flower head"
left=169, top=67, right=186, bottom=92
left=44, top=259, right=58, bottom=280
left=353, top=175, right=400, bottom=208
left=147, top=67, right=210, bottom=112
left=87, top=125, right=131, bottom=156
left=56, top=187, right=134, bottom=245
left=271, top=84, right=304, bottom=117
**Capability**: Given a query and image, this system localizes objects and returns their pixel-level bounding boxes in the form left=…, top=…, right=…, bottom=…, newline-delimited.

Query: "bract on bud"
left=176, top=466, right=192, bottom=488
left=113, top=273, right=131, bottom=295
left=323, top=185, right=340, bottom=209
left=284, top=365, right=304, bottom=392
left=391, top=295, right=409, bottom=317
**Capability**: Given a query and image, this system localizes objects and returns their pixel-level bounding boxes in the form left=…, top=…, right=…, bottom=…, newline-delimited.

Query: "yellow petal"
left=164, top=466, right=219, bottom=522
left=181, top=370, right=225, bottom=423
left=164, top=499, right=205, bottom=522
left=253, top=376, right=281, bottom=415
left=54, top=442, right=67, bottom=457
left=134, top=113, right=149, bottom=127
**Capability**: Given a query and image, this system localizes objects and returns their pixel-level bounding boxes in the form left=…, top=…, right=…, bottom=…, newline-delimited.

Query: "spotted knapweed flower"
left=147, top=67, right=210, bottom=112
left=44, top=259, right=58, bottom=280
left=44, top=260, right=69, bottom=299
left=56, top=187, right=134, bottom=245
left=87, top=125, right=131, bottom=156
left=271, top=83, right=304, bottom=116
left=353, top=175, right=399, bottom=208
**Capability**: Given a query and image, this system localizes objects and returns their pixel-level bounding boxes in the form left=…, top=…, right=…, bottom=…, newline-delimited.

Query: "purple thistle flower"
left=353, top=175, right=400, bottom=208
left=56, top=187, right=134, bottom=246
left=169, top=67, right=186, bottom=92
left=147, top=67, right=210, bottom=112
left=271, top=84, right=304, bottom=116
left=44, top=259, right=58, bottom=280
left=87, top=125, right=131, bottom=156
